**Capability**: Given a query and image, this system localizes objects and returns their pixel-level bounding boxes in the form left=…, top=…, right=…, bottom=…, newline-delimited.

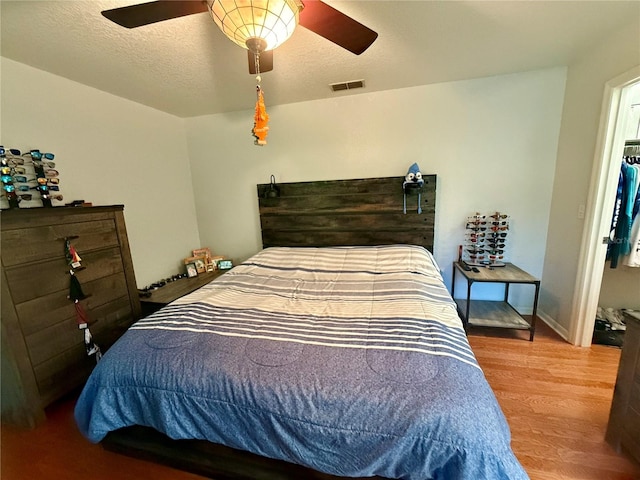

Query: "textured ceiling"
left=2, top=1, right=639, bottom=118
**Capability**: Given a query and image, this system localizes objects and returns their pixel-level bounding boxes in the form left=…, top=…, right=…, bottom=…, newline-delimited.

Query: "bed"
left=74, top=176, right=528, bottom=479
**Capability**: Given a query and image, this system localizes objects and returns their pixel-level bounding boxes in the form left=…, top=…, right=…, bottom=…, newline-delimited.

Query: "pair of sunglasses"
left=489, top=214, right=508, bottom=219
left=1, top=148, right=22, bottom=156
left=2, top=193, right=34, bottom=201
left=1, top=166, right=27, bottom=175
left=24, top=150, right=54, bottom=160
left=4, top=157, right=27, bottom=166
left=34, top=160, right=56, bottom=169
left=41, top=193, right=63, bottom=201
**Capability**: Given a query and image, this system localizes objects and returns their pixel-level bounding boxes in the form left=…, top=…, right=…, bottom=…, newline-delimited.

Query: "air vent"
left=330, top=79, right=365, bottom=92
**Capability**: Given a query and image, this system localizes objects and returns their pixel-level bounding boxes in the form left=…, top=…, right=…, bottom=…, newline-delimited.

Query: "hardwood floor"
left=468, top=321, right=640, bottom=480
left=2, top=321, right=639, bottom=480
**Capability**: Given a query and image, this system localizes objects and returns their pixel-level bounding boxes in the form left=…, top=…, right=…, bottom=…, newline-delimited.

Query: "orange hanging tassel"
left=252, top=86, right=269, bottom=146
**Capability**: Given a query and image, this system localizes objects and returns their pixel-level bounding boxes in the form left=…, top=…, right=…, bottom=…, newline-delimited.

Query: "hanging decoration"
left=64, top=237, right=102, bottom=362
left=251, top=52, right=270, bottom=146
left=253, top=86, right=270, bottom=146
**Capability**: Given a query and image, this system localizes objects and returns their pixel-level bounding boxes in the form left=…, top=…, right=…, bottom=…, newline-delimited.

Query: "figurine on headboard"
left=403, top=162, right=424, bottom=214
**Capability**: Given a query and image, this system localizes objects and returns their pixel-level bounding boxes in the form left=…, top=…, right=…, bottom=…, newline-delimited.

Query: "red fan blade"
left=101, top=1, right=208, bottom=29
left=299, top=0, right=378, bottom=55
left=248, top=50, right=274, bottom=74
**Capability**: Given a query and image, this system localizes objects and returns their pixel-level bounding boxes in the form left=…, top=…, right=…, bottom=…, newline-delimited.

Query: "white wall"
left=186, top=68, right=567, bottom=312
left=1, top=58, right=202, bottom=287
left=540, top=20, right=640, bottom=335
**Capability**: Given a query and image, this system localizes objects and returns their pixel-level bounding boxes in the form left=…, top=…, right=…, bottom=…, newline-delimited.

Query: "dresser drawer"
left=17, top=273, right=131, bottom=340
left=33, top=344, right=95, bottom=406
left=5, top=247, right=126, bottom=305
left=1, top=218, right=119, bottom=267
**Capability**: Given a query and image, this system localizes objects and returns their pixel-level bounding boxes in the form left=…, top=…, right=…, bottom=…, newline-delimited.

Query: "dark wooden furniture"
left=257, top=175, right=436, bottom=252
left=1, top=205, right=140, bottom=428
left=606, top=310, right=640, bottom=463
left=101, top=176, right=437, bottom=480
left=140, top=270, right=226, bottom=317
left=105, top=426, right=391, bottom=480
left=451, top=262, right=540, bottom=341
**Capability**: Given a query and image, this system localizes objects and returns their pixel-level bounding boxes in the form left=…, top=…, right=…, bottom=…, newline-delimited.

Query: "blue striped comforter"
left=75, top=245, right=528, bottom=479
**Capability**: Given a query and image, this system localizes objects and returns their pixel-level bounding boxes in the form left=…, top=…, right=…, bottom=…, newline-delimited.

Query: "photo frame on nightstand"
left=184, top=255, right=207, bottom=274
left=193, top=247, right=215, bottom=272
left=185, top=262, right=198, bottom=278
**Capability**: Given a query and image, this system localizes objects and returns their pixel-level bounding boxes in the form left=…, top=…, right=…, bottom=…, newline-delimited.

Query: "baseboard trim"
left=537, top=310, right=571, bottom=343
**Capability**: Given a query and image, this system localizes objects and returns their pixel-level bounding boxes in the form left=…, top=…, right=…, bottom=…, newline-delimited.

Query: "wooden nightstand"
left=451, top=262, right=540, bottom=341
left=140, top=270, right=226, bottom=316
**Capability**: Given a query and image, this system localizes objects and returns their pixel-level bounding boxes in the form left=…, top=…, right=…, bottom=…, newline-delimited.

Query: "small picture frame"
left=185, top=263, right=198, bottom=278
left=184, top=255, right=207, bottom=274
left=193, top=247, right=212, bottom=261
left=193, top=247, right=215, bottom=271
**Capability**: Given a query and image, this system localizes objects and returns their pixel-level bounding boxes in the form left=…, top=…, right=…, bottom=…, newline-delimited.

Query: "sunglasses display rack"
left=463, top=211, right=509, bottom=267
left=1, top=146, right=62, bottom=209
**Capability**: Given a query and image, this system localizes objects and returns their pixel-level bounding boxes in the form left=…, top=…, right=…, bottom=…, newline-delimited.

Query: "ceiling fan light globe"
left=208, top=0, right=300, bottom=51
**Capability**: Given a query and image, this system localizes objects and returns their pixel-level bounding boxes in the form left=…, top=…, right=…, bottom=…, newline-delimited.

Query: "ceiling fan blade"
left=101, top=1, right=208, bottom=29
left=299, top=0, right=378, bottom=55
left=248, top=50, right=274, bottom=74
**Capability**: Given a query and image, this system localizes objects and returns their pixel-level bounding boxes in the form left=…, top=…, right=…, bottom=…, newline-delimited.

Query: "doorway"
left=570, top=67, right=640, bottom=347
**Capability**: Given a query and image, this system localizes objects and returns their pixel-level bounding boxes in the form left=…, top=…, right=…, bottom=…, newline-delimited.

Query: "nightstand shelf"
left=140, top=270, right=226, bottom=316
left=452, top=262, right=540, bottom=341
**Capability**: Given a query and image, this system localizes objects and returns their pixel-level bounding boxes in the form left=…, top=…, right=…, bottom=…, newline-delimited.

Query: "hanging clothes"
left=609, top=148, right=640, bottom=268
left=623, top=158, right=640, bottom=267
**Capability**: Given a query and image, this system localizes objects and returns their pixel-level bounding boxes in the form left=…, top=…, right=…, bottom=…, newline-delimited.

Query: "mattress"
left=75, top=245, right=528, bottom=480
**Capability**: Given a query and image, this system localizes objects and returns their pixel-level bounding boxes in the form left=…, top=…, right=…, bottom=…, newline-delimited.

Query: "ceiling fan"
left=101, top=0, right=378, bottom=74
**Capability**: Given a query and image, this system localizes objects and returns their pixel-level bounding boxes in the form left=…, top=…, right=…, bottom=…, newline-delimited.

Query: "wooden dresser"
left=1, top=205, right=141, bottom=428
left=606, top=310, right=640, bottom=464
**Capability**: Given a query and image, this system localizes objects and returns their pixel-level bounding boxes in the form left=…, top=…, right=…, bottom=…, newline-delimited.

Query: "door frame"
left=570, top=66, right=640, bottom=346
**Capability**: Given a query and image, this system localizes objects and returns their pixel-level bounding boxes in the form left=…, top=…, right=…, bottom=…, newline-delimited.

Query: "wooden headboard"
left=257, top=175, right=436, bottom=252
